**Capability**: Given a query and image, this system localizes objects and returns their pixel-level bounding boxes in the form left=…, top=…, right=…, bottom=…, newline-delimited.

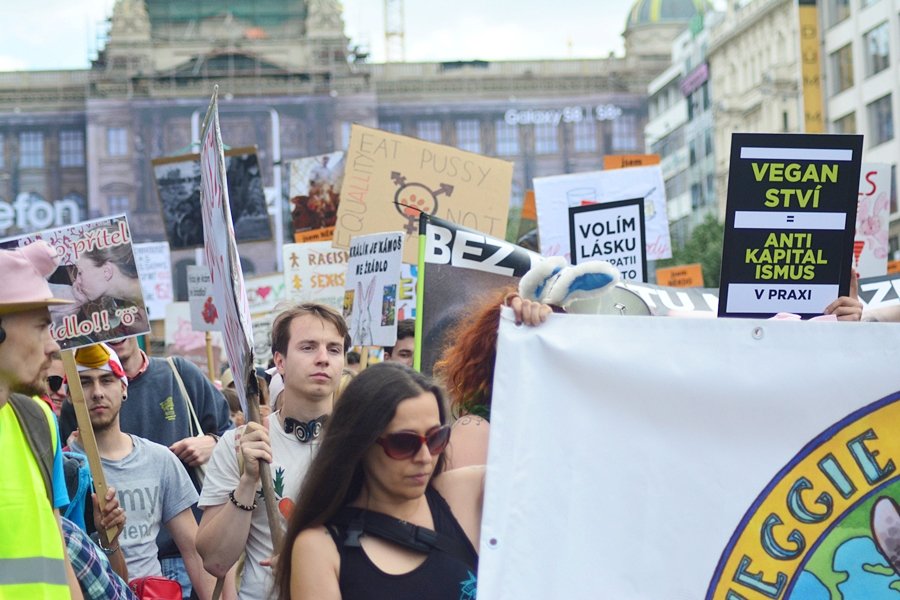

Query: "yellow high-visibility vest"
left=0, top=400, right=69, bottom=600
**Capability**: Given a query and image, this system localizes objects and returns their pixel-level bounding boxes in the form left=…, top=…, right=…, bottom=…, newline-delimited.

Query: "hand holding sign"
left=823, top=268, right=862, bottom=321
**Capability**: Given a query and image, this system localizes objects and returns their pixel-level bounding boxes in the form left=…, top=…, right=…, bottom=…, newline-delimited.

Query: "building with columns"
left=0, top=0, right=708, bottom=287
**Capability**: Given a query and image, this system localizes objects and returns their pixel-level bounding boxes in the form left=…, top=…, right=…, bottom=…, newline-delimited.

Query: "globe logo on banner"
left=708, top=391, right=900, bottom=599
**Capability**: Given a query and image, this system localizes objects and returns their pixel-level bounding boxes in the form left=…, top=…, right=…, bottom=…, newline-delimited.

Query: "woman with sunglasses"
left=275, top=362, right=483, bottom=600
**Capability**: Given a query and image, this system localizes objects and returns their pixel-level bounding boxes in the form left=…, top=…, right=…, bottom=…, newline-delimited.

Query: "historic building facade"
left=0, top=0, right=706, bottom=279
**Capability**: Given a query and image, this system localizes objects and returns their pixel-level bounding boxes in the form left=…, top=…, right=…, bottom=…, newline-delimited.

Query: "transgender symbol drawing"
left=391, top=171, right=453, bottom=235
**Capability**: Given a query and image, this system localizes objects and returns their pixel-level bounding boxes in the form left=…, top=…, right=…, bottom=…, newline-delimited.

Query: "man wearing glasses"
left=196, top=303, right=349, bottom=600
left=45, top=353, right=67, bottom=415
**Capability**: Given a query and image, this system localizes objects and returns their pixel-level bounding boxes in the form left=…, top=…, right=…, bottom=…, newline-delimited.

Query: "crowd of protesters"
left=1, top=237, right=885, bottom=600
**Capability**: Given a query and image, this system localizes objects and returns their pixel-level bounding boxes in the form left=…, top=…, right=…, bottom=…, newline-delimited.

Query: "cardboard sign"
left=855, top=163, right=891, bottom=277
left=283, top=241, right=349, bottom=311
left=344, top=231, right=405, bottom=347
left=133, top=241, right=173, bottom=321
left=569, top=198, right=646, bottom=282
left=0, top=214, right=150, bottom=349
left=334, top=124, right=513, bottom=263
left=418, top=213, right=538, bottom=375
left=289, top=151, right=345, bottom=243
left=153, top=147, right=272, bottom=251
left=186, top=265, right=219, bottom=332
left=656, top=263, right=704, bottom=288
left=718, top=133, right=863, bottom=318
left=534, top=165, right=671, bottom=261
left=481, top=311, right=900, bottom=599
left=603, top=154, right=660, bottom=169
left=199, top=93, right=256, bottom=413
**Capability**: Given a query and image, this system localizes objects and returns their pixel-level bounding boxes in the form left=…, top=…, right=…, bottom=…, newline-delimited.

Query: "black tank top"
left=326, top=487, right=479, bottom=600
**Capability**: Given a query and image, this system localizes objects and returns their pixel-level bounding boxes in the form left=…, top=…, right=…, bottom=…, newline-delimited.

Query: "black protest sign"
left=718, top=133, right=863, bottom=318
left=418, top=213, right=538, bottom=375
left=569, top=198, right=646, bottom=282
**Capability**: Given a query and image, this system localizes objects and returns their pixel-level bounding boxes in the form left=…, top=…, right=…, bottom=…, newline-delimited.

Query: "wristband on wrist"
left=206, top=432, right=220, bottom=442
left=90, top=532, right=120, bottom=555
left=229, top=489, right=257, bottom=511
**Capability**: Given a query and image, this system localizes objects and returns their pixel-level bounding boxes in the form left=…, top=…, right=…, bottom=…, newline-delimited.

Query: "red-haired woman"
left=434, top=289, right=549, bottom=470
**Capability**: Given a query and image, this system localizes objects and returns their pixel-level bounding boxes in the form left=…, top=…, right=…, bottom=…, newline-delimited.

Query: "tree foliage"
left=657, top=214, right=725, bottom=288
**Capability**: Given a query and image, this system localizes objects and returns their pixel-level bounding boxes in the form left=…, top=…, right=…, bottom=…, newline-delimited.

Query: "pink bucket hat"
left=0, top=241, right=73, bottom=314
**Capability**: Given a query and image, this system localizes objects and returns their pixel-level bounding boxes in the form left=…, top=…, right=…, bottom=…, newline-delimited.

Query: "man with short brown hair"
left=197, top=303, right=348, bottom=600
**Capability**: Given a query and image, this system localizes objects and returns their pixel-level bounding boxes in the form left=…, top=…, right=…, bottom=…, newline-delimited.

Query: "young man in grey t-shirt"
left=71, top=342, right=215, bottom=598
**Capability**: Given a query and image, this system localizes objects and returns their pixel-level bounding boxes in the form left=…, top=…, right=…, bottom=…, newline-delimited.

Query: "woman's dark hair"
left=275, top=362, right=449, bottom=599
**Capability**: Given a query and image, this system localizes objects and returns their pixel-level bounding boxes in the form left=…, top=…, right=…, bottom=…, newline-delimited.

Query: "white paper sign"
left=283, top=241, right=349, bottom=311
left=480, top=311, right=900, bottom=599
left=133, top=242, right=173, bottom=321
left=186, top=265, right=219, bottom=332
left=344, top=231, right=404, bottom=347
left=534, top=165, right=672, bottom=260
left=855, top=163, right=892, bottom=278
left=244, top=274, right=286, bottom=315
left=200, top=94, right=255, bottom=412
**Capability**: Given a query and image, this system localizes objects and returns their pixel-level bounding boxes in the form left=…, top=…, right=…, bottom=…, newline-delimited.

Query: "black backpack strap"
left=8, top=394, right=54, bottom=505
left=330, top=506, right=476, bottom=570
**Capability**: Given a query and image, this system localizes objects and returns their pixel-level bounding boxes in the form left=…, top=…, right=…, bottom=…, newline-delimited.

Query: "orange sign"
left=603, top=154, right=661, bottom=170
left=521, top=190, right=536, bottom=220
left=889, top=260, right=900, bottom=274
left=656, top=263, right=704, bottom=288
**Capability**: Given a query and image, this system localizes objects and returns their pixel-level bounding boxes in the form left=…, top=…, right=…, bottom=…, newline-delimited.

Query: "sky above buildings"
left=0, top=0, right=640, bottom=71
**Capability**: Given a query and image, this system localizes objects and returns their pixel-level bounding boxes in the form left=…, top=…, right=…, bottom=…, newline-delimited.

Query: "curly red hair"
left=433, top=286, right=515, bottom=419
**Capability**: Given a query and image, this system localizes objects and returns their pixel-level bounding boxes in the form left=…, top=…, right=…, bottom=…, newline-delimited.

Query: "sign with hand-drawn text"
left=855, top=163, right=891, bottom=278
left=569, top=198, right=646, bottom=282
left=0, top=214, right=150, bottom=349
left=283, top=241, right=349, bottom=311
left=480, top=310, right=900, bottom=599
left=133, top=241, right=173, bottom=321
left=244, top=274, right=286, bottom=315
left=199, top=92, right=255, bottom=413
left=534, top=165, right=671, bottom=261
left=335, top=124, right=513, bottom=263
left=345, top=231, right=404, bottom=347
left=718, top=133, right=863, bottom=318
left=186, top=265, right=219, bottom=332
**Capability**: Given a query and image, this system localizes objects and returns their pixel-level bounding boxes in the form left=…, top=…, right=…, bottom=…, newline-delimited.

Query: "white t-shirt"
left=199, top=412, right=319, bottom=600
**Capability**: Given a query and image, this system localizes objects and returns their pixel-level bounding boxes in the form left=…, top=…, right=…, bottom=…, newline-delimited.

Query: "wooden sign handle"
left=62, top=350, right=119, bottom=546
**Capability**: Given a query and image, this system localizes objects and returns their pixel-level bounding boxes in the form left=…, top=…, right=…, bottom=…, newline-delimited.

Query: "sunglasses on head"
left=376, top=425, right=451, bottom=460
left=47, top=375, right=65, bottom=393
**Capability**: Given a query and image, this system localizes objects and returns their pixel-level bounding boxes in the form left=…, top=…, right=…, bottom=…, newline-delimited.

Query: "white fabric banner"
left=480, top=311, right=900, bottom=599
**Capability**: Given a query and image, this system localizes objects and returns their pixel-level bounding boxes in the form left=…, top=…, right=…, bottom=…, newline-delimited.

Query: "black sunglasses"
left=376, top=425, right=451, bottom=460
left=47, top=375, right=65, bottom=393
